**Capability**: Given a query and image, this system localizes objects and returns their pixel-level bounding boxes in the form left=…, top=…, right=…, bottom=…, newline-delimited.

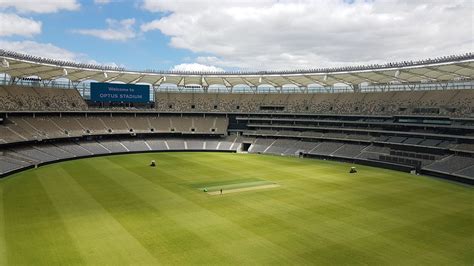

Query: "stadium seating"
left=424, top=155, right=474, bottom=175
left=79, top=141, right=111, bottom=154
left=1, top=84, right=472, bottom=116
left=282, top=140, right=320, bottom=156
left=0, top=115, right=229, bottom=143
left=455, top=165, right=474, bottom=179
left=0, top=84, right=473, bottom=184
left=0, top=85, right=87, bottom=111
left=143, top=138, right=169, bottom=150
left=0, top=136, right=244, bottom=175
left=307, top=142, right=344, bottom=156
left=186, top=139, right=205, bottom=150
left=249, top=138, right=276, bottom=153
left=0, top=157, right=26, bottom=174
left=155, top=89, right=474, bottom=116
left=331, top=143, right=368, bottom=158
left=120, top=139, right=150, bottom=152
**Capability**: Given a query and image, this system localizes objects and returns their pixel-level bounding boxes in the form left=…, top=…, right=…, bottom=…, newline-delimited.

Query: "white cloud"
left=74, top=18, right=136, bottom=41
left=94, top=0, right=112, bottom=5
left=0, top=0, right=79, bottom=13
left=141, top=0, right=474, bottom=70
left=0, top=40, right=81, bottom=61
left=0, top=13, right=41, bottom=37
left=0, top=40, right=123, bottom=71
left=171, top=63, right=224, bottom=72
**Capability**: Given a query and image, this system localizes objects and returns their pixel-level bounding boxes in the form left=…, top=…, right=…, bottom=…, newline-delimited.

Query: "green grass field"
left=0, top=152, right=472, bottom=265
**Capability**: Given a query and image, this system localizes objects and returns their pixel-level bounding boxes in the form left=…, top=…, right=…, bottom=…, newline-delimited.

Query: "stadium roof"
left=1, top=50, right=473, bottom=88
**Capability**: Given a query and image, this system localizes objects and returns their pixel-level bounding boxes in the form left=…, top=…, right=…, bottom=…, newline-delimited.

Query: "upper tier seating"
left=0, top=85, right=87, bottom=111
left=1, top=85, right=472, bottom=116
left=155, top=89, right=474, bottom=116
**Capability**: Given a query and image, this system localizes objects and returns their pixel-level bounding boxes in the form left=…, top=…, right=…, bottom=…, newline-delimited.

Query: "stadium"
left=0, top=1, right=473, bottom=265
left=0, top=49, right=473, bottom=264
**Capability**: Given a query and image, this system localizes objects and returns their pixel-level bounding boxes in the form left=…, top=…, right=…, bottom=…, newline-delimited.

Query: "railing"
left=0, top=77, right=88, bottom=90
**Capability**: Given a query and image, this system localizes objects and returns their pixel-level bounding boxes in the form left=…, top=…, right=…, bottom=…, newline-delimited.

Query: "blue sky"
left=1, top=0, right=199, bottom=70
left=0, top=0, right=472, bottom=71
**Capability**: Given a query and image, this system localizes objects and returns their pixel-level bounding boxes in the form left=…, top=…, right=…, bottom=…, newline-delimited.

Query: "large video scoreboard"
left=90, top=82, right=150, bottom=103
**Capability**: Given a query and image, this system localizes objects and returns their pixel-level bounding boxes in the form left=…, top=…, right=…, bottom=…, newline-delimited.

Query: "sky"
left=0, top=0, right=472, bottom=72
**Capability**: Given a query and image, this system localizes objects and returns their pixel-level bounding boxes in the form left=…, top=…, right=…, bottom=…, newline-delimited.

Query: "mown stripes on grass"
left=0, top=152, right=472, bottom=265
left=0, top=186, right=7, bottom=266
left=2, top=172, right=83, bottom=265
left=39, top=166, right=158, bottom=265
left=84, top=156, right=310, bottom=265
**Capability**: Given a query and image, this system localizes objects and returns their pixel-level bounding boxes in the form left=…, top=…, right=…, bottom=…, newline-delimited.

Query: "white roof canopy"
left=1, top=50, right=473, bottom=87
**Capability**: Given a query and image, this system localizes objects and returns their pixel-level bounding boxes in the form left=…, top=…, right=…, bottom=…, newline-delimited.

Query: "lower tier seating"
left=1, top=136, right=472, bottom=184
left=246, top=138, right=473, bottom=182
left=423, top=155, right=474, bottom=175
left=0, top=136, right=242, bottom=175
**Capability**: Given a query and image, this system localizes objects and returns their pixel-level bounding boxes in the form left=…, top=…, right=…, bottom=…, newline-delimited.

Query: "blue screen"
left=90, top=82, right=150, bottom=103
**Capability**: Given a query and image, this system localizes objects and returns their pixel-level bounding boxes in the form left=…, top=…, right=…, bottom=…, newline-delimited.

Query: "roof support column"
left=439, top=82, right=448, bottom=90
left=351, top=84, right=361, bottom=93
left=407, top=83, right=418, bottom=91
